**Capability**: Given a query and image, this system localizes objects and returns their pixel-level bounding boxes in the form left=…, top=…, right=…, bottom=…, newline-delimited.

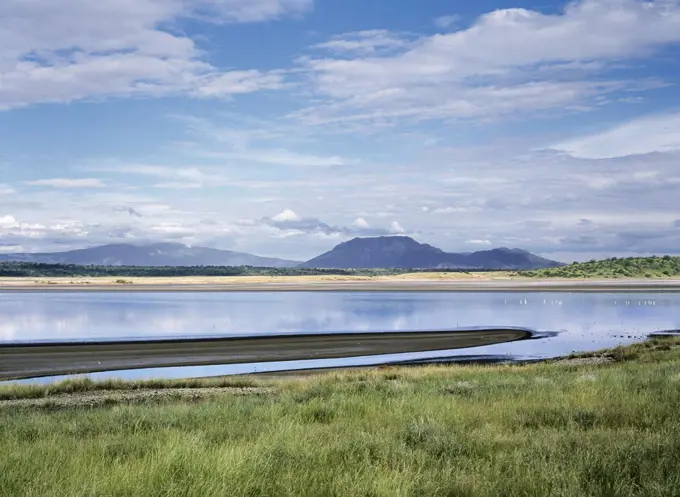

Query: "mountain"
left=0, top=243, right=300, bottom=267
left=299, top=236, right=562, bottom=269
left=0, top=238, right=562, bottom=270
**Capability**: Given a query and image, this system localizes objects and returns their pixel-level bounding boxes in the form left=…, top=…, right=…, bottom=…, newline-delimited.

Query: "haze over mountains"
left=0, top=237, right=562, bottom=270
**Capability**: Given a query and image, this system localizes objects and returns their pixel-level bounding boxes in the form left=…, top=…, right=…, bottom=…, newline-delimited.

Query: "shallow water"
left=1, top=291, right=678, bottom=381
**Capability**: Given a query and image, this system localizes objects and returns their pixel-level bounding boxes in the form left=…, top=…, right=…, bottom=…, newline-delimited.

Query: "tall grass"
left=0, top=375, right=260, bottom=401
left=1, top=338, right=680, bottom=497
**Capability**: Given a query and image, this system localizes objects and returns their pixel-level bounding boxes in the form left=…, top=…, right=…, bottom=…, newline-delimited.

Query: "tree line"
left=0, top=262, right=495, bottom=278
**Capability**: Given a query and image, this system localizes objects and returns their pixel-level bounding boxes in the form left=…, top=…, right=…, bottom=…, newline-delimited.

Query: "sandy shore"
left=1, top=274, right=680, bottom=292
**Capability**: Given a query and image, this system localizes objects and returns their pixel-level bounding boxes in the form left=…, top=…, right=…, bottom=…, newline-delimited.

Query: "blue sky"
left=1, top=0, right=680, bottom=262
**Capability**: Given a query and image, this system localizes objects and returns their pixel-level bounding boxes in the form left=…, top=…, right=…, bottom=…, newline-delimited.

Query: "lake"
left=1, top=291, right=678, bottom=381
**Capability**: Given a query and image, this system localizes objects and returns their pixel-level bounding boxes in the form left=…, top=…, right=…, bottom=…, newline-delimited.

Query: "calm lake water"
left=2, top=291, right=678, bottom=381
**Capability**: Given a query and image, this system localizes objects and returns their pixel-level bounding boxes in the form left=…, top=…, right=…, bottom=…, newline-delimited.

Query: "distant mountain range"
left=0, top=236, right=562, bottom=270
left=0, top=243, right=300, bottom=268
left=300, top=236, right=562, bottom=270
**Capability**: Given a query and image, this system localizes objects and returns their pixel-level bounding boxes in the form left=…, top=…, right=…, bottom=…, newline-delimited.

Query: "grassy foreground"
left=2, top=338, right=680, bottom=497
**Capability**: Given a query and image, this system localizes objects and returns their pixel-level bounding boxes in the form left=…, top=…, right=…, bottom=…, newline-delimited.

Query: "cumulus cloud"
left=2, top=0, right=679, bottom=262
left=352, top=217, right=370, bottom=229
left=4, top=134, right=680, bottom=260
left=260, top=209, right=405, bottom=237
left=297, top=0, right=680, bottom=126
left=271, top=209, right=302, bottom=223
left=0, top=0, right=311, bottom=109
left=262, top=209, right=335, bottom=233
left=0, top=214, right=17, bottom=227
left=0, top=213, right=85, bottom=243
left=389, top=221, right=405, bottom=234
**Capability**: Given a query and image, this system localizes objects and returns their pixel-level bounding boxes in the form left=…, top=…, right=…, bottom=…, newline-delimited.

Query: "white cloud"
left=191, top=0, right=312, bottom=23
left=191, top=70, right=286, bottom=98
left=0, top=214, right=17, bottom=228
left=552, top=112, right=680, bottom=158
left=0, top=0, right=311, bottom=109
left=258, top=209, right=405, bottom=238
left=25, top=178, right=106, bottom=188
left=352, top=217, right=370, bottom=229
left=298, top=0, right=680, bottom=126
left=390, top=221, right=405, bottom=234
left=3, top=138, right=680, bottom=259
left=271, top=209, right=301, bottom=222
left=2, top=0, right=680, bottom=262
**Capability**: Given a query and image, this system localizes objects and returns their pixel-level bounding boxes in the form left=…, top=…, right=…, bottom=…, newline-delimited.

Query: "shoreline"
left=1, top=278, right=680, bottom=292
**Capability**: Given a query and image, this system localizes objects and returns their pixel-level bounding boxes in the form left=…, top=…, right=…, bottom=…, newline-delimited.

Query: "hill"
left=521, top=256, right=680, bottom=278
left=0, top=243, right=299, bottom=268
left=300, top=236, right=562, bottom=270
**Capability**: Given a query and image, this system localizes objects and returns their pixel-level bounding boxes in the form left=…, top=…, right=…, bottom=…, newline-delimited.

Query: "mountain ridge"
left=0, top=237, right=563, bottom=269
left=0, top=242, right=300, bottom=268
left=299, top=236, right=562, bottom=269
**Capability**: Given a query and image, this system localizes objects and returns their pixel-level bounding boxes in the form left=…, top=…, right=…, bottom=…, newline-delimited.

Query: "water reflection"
left=1, top=291, right=678, bottom=381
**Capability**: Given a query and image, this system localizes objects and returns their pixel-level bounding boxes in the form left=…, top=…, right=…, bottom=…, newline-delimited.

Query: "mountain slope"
left=299, top=236, right=447, bottom=269
left=300, top=236, right=562, bottom=269
left=0, top=243, right=299, bottom=267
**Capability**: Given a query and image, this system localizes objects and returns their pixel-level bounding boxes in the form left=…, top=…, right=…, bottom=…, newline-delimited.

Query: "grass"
left=0, top=376, right=260, bottom=401
left=1, top=338, right=680, bottom=496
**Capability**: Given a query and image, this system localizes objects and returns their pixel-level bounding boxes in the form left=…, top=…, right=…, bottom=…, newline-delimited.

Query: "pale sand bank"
left=1, top=274, right=679, bottom=292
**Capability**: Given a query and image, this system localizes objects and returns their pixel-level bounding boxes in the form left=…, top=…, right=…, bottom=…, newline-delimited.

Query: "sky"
left=1, top=0, right=680, bottom=262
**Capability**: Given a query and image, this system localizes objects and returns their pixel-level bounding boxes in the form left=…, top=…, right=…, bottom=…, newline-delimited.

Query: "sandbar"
left=1, top=274, right=680, bottom=292
left=0, top=328, right=531, bottom=381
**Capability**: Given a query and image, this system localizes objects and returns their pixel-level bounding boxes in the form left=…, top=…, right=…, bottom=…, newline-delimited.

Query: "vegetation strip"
left=1, top=255, right=679, bottom=279
left=522, top=255, right=680, bottom=278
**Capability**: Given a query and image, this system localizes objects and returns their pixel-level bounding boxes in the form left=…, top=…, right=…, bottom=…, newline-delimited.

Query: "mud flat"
left=0, top=328, right=535, bottom=381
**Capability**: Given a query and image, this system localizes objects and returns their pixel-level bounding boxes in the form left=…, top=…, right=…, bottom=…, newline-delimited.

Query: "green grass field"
left=2, top=338, right=680, bottom=497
